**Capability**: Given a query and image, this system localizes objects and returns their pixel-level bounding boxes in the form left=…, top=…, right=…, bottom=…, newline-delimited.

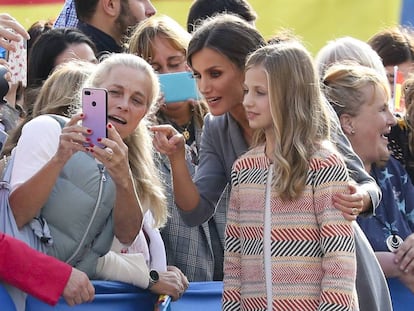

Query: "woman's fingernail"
left=89, top=143, right=94, bottom=147
left=86, top=138, right=91, bottom=142
left=87, top=129, right=92, bottom=134
left=107, top=123, right=113, bottom=129
left=97, top=138, right=102, bottom=142
left=80, top=113, right=84, bottom=118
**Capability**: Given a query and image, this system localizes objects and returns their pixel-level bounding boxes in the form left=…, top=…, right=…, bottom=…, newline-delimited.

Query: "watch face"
left=150, top=269, right=159, bottom=282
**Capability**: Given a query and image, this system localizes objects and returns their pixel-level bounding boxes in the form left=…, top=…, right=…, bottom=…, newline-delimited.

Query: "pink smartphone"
left=82, top=87, right=108, bottom=148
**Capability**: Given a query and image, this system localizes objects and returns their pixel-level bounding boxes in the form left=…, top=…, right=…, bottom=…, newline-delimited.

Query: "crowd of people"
left=1, top=0, right=414, bottom=310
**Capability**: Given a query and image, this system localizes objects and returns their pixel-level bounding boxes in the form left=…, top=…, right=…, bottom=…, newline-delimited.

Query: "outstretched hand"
left=151, top=124, right=186, bottom=159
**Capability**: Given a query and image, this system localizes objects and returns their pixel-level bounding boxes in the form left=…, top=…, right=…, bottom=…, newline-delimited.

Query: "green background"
left=1, top=0, right=403, bottom=55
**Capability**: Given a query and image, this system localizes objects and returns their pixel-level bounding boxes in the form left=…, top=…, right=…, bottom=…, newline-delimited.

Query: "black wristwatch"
left=147, top=269, right=159, bottom=289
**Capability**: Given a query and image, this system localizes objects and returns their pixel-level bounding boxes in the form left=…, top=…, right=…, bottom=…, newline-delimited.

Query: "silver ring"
left=351, top=207, right=358, bottom=215
left=105, top=148, right=113, bottom=161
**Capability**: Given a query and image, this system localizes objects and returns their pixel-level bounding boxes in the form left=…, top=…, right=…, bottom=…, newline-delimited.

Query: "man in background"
left=55, top=0, right=156, bottom=55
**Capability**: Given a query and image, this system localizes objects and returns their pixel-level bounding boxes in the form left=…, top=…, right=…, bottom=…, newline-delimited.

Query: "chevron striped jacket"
left=223, top=145, right=358, bottom=311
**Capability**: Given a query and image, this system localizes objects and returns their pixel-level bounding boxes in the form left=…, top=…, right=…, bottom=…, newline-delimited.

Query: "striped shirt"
left=223, top=145, right=358, bottom=311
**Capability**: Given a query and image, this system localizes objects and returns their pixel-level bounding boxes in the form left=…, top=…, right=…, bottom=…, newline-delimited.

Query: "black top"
left=388, top=116, right=414, bottom=183
left=77, top=21, right=123, bottom=56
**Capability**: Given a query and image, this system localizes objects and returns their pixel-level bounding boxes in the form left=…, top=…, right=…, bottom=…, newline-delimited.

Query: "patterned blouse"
left=357, top=157, right=414, bottom=252
left=357, top=157, right=414, bottom=309
left=223, top=145, right=358, bottom=311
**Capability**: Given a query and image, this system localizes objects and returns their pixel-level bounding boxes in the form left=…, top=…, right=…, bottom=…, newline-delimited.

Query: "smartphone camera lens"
left=85, top=90, right=91, bottom=95
left=92, top=101, right=97, bottom=107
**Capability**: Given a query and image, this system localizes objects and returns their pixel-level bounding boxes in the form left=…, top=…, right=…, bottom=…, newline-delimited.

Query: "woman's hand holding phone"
left=87, top=122, right=133, bottom=187
left=54, top=114, right=90, bottom=165
left=80, top=87, right=131, bottom=184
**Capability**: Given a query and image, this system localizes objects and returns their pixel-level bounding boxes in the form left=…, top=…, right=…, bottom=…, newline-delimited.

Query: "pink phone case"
left=7, top=33, right=27, bottom=87
left=82, top=87, right=108, bottom=148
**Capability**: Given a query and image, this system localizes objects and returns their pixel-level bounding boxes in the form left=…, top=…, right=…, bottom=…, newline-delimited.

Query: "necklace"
left=180, top=119, right=192, bottom=141
left=386, top=234, right=404, bottom=252
left=158, top=112, right=194, bottom=142
left=369, top=214, right=403, bottom=252
left=168, top=118, right=193, bottom=141
left=371, top=213, right=404, bottom=252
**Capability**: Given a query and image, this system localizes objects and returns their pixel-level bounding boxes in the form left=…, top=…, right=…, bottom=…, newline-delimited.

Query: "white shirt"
left=10, top=115, right=68, bottom=192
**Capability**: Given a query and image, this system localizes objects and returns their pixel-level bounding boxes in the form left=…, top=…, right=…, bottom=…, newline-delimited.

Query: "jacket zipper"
left=66, top=164, right=106, bottom=264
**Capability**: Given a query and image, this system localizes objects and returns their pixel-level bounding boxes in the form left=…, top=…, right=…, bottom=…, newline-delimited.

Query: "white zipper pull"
left=99, top=164, right=106, bottom=182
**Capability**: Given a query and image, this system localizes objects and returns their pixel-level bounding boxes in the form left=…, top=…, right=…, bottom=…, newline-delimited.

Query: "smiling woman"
left=8, top=52, right=168, bottom=287
left=321, top=62, right=414, bottom=311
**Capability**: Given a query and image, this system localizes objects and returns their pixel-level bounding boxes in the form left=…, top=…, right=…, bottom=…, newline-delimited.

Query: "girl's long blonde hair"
left=246, top=42, right=331, bottom=200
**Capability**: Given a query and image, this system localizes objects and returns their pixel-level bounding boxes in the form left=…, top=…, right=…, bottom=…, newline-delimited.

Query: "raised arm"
left=151, top=124, right=201, bottom=211
left=152, top=117, right=230, bottom=226
left=88, top=123, right=143, bottom=244
left=10, top=114, right=88, bottom=228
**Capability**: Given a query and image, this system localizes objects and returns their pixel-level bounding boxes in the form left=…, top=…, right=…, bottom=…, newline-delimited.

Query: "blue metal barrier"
left=24, top=281, right=223, bottom=311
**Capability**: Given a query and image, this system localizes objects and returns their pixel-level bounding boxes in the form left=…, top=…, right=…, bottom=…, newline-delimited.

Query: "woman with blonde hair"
left=7, top=53, right=187, bottom=303
left=322, top=63, right=414, bottom=310
left=315, top=37, right=394, bottom=311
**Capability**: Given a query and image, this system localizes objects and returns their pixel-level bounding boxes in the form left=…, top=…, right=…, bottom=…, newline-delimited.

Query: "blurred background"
left=0, top=0, right=412, bottom=55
